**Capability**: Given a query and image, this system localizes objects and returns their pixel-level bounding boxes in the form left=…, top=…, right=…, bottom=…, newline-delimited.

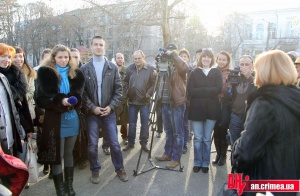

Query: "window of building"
left=124, top=13, right=131, bottom=20
left=245, top=25, right=252, bottom=40
left=256, top=24, right=264, bottom=40
left=254, top=49, right=263, bottom=56
left=286, top=21, right=292, bottom=36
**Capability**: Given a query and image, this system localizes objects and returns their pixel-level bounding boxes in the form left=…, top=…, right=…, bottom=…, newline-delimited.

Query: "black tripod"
left=133, top=68, right=184, bottom=177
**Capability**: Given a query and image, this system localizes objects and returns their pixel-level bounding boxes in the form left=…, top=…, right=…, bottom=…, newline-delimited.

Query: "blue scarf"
left=56, top=64, right=75, bottom=120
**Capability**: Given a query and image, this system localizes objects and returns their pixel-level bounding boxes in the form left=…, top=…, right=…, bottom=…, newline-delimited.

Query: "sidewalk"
left=21, top=129, right=231, bottom=196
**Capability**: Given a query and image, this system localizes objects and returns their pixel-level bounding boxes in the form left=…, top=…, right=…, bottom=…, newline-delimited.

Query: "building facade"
left=240, top=8, right=300, bottom=58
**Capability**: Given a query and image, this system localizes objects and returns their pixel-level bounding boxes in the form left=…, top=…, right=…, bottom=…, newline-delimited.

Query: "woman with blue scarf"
left=36, top=45, right=85, bottom=196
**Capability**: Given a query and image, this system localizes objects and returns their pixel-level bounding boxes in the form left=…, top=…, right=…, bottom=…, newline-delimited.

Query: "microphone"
left=67, top=96, right=78, bottom=105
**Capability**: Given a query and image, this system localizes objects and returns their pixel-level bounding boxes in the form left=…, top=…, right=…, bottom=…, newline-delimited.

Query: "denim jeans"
left=128, top=104, right=149, bottom=146
left=86, top=112, right=124, bottom=173
left=191, top=119, right=216, bottom=167
left=183, top=105, right=190, bottom=146
left=228, top=113, right=244, bottom=146
left=162, top=103, right=185, bottom=162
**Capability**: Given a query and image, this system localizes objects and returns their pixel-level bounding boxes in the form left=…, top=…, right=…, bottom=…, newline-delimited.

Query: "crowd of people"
left=0, top=36, right=300, bottom=196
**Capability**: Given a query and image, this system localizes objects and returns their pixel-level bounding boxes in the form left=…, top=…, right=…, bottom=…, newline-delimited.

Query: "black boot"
left=217, top=138, right=228, bottom=166
left=53, top=173, right=65, bottom=196
left=212, top=131, right=221, bottom=164
left=212, top=154, right=220, bottom=164
left=49, top=165, right=53, bottom=179
left=64, top=167, right=76, bottom=196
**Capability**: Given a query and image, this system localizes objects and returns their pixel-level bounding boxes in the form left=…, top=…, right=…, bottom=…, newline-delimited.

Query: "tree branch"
left=169, top=0, right=184, bottom=10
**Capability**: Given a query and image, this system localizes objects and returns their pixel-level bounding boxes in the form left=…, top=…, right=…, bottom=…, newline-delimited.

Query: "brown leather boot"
left=166, top=161, right=180, bottom=168
left=155, top=154, right=171, bottom=161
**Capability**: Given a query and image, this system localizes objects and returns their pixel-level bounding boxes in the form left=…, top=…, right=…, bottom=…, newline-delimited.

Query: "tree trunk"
left=162, top=0, right=172, bottom=47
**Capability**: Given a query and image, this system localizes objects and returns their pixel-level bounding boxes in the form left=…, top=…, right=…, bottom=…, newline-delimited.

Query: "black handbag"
left=218, top=183, right=238, bottom=196
left=218, top=161, right=239, bottom=196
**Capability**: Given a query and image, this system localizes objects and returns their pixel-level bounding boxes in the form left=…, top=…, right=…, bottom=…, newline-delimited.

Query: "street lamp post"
left=265, top=21, right=271, bottom=51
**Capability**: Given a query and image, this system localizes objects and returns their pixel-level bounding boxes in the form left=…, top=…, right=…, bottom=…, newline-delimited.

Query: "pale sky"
left=18, top=0, right=300, bottom=32
left=188, top=0, right=300, bottom=33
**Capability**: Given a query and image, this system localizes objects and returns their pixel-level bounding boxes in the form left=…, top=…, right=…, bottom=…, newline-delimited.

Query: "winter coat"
left=26, top=76, right=36, bottom=119
left=80, top=58, right=122, bottom=114
left=124, top=63, right=157, bottom=105
left=168, top=52, right=189, bottom=107
left=0, top=73, right=25, bottom=154
left=216, top=66, right=231, bottom=128
left=20, top=63, right=37, bottom=120
left=187, top=67, right=222, bottom=121
left=35, top=66, right=85, bottom=164
left=0, top=65, right=33, bottom=136
left=232, top=85, right=300, bottom=195
left=0, top=146, right=29, bottom=196
left=116, top=65, right=128, bottom=125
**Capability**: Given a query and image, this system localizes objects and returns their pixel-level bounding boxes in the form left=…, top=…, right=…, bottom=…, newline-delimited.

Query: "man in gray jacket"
left=80, top=36, right=128, bottom=184
left=122, top=50, right=157, bottom=152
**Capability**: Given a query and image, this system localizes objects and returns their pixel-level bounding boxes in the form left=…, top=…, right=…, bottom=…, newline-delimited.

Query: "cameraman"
left=154, top=44, right=189, bottom=169
left=228, top=55, right=256, bottom=146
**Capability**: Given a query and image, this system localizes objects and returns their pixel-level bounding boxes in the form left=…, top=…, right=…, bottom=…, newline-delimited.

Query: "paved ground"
left=21, top=128, right=231, bottom=196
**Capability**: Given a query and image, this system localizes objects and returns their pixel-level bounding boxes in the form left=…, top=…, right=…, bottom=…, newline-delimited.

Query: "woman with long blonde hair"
left=36, top=45, right=85, bottom=196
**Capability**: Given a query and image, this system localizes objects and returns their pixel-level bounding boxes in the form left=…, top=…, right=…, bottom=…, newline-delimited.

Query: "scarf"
left=55, top=64, right=75, bottom=120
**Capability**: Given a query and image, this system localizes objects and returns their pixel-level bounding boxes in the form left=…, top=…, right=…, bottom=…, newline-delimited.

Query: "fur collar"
left=247, top=84, right=300, bottom=117
left=37, top=66, right=85, bottom=96
left=0, top=64, right=27, bottom=101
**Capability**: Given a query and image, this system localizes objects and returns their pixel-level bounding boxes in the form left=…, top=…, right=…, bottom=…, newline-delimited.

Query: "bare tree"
left=14, top=2, right=55, bottom=65
left=213, top=12, right=247, bottom=63
left=82, top=0, right=185, bottom=47
left=0, top=0, right=20, bottom=44
left=183, top=16, right=208, bottom=58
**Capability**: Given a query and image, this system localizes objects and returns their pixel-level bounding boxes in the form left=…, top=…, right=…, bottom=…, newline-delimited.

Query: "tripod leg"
left=133, top=147, right=143, bottom=176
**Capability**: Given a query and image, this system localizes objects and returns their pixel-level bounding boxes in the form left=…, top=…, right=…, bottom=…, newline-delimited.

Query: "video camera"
left=227, top=67, right=241, bottom=84
left=155, top=48, right=170, bottom=72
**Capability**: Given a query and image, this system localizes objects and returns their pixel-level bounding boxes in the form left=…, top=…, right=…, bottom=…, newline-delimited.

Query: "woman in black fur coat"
left=232, top=50, right=300, bottom=196
left=36, top=45, right=85, bottom=196
left=0, top=44, right=34, bottom=153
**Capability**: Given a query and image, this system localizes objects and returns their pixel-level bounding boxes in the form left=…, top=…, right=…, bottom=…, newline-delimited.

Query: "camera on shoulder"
left=227, top=67, right=241, bottom=84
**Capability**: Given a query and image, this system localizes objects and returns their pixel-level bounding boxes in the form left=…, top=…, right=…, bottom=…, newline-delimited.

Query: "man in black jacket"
left=80, top=36, right=128, bottom=184
left=122, top=50, right=157, bottom=152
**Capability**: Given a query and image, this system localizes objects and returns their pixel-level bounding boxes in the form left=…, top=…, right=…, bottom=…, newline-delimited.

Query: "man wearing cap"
left=155, top=44, right=189, bottom=169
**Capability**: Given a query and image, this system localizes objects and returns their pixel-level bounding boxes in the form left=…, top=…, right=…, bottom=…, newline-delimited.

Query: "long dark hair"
left=13, top=46, right=36, bottom=79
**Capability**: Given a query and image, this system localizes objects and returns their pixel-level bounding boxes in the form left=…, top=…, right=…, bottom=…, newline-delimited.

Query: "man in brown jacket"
left=154, top=44, right=189, bottom=169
